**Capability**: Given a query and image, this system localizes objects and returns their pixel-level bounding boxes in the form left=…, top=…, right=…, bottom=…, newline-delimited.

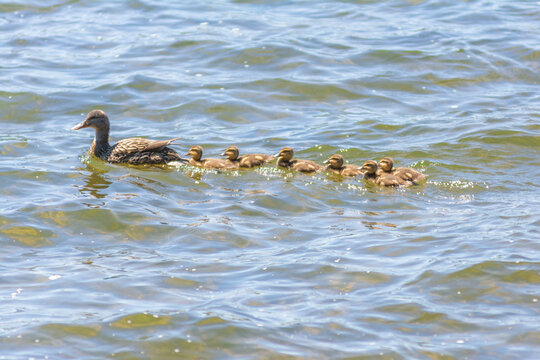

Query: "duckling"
left=185, top=145, right=233, bottom=170
left=71, top=109, right=187, bottom=165
left=361, top=160, right=406, bottom=187
left=221, top=146, right=274, bottom=168
left=379, top=156, right=426, bottom=184
left=325, top=154, right=362, bottom=177
left=276, top=147, right=323, bottom=173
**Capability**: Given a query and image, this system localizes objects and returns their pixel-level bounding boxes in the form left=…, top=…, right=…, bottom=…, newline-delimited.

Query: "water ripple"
left=1, top=0, right=540, bottom=358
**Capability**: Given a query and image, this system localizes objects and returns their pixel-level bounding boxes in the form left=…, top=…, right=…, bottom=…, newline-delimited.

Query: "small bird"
left=221, top=145, right=274, bottom=168
left=325, top=154, right=362, bottom=177
left=185, top=145, right=233, bottom=170
left=276, top=147, right=323, bottom=173
left=361, top=160, right=408, bottom=187
left=378, top=156, right=426, bottom=184
left=71, top=109, right=186, bottom=165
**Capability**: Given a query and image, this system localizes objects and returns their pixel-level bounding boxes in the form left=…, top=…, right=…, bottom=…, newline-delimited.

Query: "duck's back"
left=112, top=137, right=178, bottom=154
left=393, top=167, right=426, bottom=183
left=197, top=158, right=232, bottom=170
left=291, top=159, right=322, bottom=173
left=340, top=165, right=362, bottom=177
left=376, top=174, right=404, bottom=187
left=238, top=154, right=274, bottom=168
left=109, top=138, right=183, bottom=165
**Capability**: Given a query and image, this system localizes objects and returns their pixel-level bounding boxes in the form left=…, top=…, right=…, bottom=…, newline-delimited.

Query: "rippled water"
left=1, top=0, right=540, bottom=358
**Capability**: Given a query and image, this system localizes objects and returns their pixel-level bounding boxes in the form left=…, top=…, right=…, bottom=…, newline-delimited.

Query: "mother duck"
left=71, top=110, right=187, bottom=165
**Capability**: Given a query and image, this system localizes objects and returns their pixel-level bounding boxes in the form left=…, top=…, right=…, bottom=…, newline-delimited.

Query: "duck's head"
left=361, top=160, right=378, bottom=175
left=72, top=110, right=110, bottom=132
left=379, top=157, right=394, bottom=172
left=276, top=147, right=294, bottom=161
left=325, top=154, right=344, bottom=169
left=186, top=145, right=203, bottom=161
left=222, top=146, right=239, bottom=161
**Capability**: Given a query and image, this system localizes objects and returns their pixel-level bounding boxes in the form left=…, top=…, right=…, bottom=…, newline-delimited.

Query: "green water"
left=1, top=0, right=539, bottom=359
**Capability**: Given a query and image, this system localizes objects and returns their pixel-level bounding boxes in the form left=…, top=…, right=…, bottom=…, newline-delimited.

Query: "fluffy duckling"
left=379, top=156, right=426, bottom=184
left=71, top=110, right=186, bottom=165
left=222, top=146, right=274, bottom=168
left=276, top=147, right=323, bottom=173
left=361, top=160, right=406, bottom=187
left=325, top=154, right=362, bottom=177
left=185, top=145, right=233, bottom=170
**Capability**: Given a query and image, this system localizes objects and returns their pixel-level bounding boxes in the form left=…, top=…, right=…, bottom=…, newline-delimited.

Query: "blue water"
left=1, top=0, right=539, bottom=359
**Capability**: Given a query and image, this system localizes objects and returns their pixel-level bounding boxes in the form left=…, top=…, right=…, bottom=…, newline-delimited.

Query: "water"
left=1, top=0, right=539, bottom=358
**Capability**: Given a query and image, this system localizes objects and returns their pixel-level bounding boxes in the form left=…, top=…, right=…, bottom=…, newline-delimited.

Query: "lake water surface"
left=1, top=0, right=539, bottom=359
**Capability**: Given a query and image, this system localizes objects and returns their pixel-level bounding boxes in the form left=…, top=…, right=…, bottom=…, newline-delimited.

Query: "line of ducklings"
left=185, top=145, right=426, bottom=187
left=72, top=110, right=426, bottom=187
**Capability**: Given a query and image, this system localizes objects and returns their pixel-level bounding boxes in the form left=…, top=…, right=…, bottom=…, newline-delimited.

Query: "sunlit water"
left=1, top=0, right=539, bottom=359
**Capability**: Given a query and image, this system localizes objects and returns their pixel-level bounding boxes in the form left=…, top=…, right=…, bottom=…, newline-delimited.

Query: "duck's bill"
left=220, top=152, right=227, bottom=156
left=71, top=122, right=88, bottom=130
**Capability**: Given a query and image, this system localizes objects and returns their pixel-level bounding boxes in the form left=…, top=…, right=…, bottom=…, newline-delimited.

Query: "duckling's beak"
left=274, top=152, right=281, bottom=157
left=71, top=121, right=88, bottom=130
left=220, top=151, right=227, bottom=156
left=185, top=151, right=191, bottom=156
left=323, top=159, right=330, bottom=164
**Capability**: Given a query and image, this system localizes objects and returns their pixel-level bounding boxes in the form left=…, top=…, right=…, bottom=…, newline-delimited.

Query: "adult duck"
left=276, top=147, right=323, bottom=173
left=325, top=154, right=362, bottom=177
left=221, top=145, right=274, bottom=168
left=71, top=110, right=186, bottom=165
left=186, top=145, right=233, bottom=170
left=378, top=156, right=426, bottom=184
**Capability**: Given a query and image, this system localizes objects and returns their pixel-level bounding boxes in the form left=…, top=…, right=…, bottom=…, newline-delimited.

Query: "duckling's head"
left=72, top=109, right=110, bottom=132
left=277, top=147, right=294, bottom=161
left=379, top=157, right=394, bottom=172
left=222, top=146, right=239, bottom=161
left=186, top=145, right=203, bottom=161
left=326, top=154, right=344, bottom=169
left=361, top=160, right=378, bottom=175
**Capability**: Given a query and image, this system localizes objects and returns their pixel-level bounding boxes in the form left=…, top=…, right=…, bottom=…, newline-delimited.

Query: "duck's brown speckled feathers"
left=378, top=156, right=426, bottom=184
left=186, top=145, right=234, bottom=170
left=361, top=160, right=409, bottom=187
left=72, top=110, right=187, bottom=165
left=222, top=146, right=274, bottom=168
left=325, top=154, right=362, bottom=177
left=276, top=147, right=323, bottom=173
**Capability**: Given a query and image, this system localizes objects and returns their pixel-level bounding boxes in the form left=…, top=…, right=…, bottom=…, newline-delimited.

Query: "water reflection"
left=184, top=169, right=204, bottom=181
left=77, top=164, right=111, bottom=199
left=362, top=221, right=397, bottom=229
left=117, top=174, right=166, bottom=196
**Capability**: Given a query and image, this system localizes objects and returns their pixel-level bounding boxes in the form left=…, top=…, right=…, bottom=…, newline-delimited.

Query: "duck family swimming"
left=72, top=110, right=426, bottom=186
